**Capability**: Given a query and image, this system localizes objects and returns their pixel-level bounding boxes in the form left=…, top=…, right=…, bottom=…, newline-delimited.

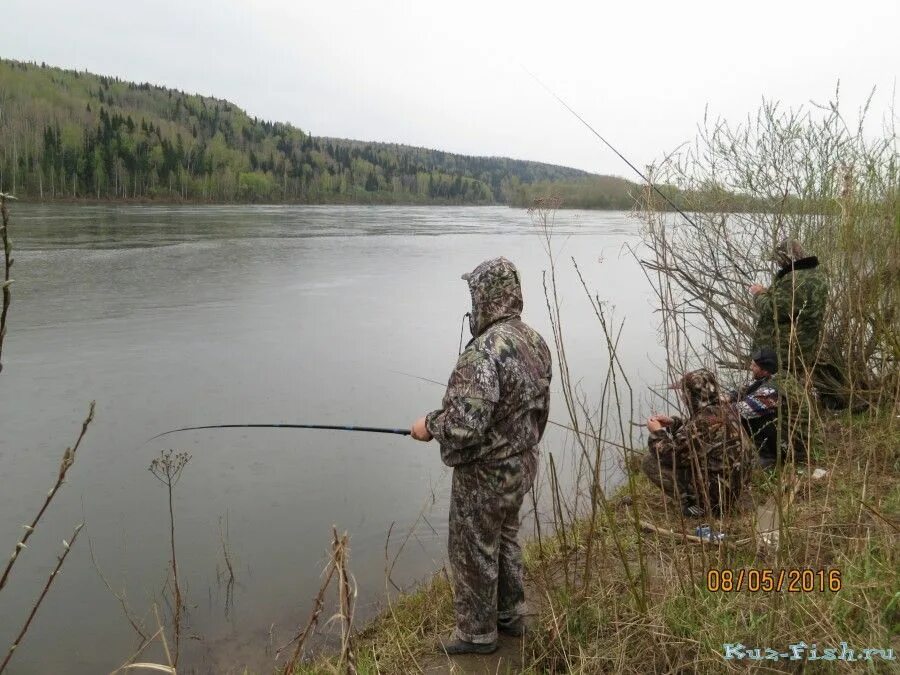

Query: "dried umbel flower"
left=148, top=449, right=192, bottom=486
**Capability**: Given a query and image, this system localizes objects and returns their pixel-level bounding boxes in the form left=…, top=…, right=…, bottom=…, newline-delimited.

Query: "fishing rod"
left=148, top=423, right=410, bottom=442
left=524, top=68, right=700, bottom=230
left=154, top=82, right=681, bottom=451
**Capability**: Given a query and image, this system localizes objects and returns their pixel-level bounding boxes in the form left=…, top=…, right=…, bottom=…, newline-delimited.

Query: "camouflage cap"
left=771, top=238, right=806, bottom=266
left=672, top=368, right=720, bottom=412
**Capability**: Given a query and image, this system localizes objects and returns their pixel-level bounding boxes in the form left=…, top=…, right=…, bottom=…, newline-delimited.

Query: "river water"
left=0, top=204, right=663, bottom=673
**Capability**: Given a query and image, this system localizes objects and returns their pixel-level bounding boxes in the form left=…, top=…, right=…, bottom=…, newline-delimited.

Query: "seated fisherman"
left=643, top=369, right=751, bottom=517
left=725, top=348, right=780, bottom=468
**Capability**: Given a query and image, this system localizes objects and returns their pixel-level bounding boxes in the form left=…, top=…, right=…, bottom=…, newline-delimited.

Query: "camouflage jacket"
left=648, top=370, right=750, bottom=476
left=752, top=257, right=828, bottom=369
left=425, top=258, right=552, bottom=468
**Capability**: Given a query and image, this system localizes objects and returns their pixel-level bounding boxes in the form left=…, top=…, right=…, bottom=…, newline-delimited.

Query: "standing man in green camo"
left=749, top=238, right=829, bottom=377
left=409, top=257, right=552, bottom=655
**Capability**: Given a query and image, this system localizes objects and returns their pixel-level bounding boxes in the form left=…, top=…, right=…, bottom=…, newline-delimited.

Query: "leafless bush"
left=637, top=92, right=899, bottom=407
left=530, top=198, right=648, bottom=609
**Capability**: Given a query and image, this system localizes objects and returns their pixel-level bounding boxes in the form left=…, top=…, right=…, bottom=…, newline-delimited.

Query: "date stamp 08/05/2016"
left=707, top=567, right=842, bottom=593
left=722, top=642, right=895, bottom=663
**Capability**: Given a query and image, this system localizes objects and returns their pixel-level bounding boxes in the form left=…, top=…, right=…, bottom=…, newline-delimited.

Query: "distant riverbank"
left=14, top=195, right=495, bottom=207
left=12, top=194, right=634, bottom=209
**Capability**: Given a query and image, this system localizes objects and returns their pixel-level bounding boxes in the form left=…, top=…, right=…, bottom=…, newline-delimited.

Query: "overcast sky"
left=4, top=1, right=898, bottom=175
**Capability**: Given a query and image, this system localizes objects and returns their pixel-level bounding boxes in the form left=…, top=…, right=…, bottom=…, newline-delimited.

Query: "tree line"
left=0, top=59, right=602, bottom=205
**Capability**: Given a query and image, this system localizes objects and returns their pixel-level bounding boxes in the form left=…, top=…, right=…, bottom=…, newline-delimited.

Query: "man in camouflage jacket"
left=410, top=257, right=552, bottom=655
left=750, top=239, right=828, bottom=375
left=643, top=369, right=751, bottom=517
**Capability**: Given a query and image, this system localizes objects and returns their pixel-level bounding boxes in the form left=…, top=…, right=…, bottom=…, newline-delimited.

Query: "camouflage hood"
left=771, top=238, right=807, bottom=268
left=673, top=369, right=721, bottom=415
left=462, top=257, right=524, bottom=337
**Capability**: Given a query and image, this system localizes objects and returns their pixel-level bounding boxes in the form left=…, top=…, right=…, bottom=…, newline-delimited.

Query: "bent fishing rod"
left=524, top=68, right=700, bottom=231
left=148, top=423, right=410, bottom=442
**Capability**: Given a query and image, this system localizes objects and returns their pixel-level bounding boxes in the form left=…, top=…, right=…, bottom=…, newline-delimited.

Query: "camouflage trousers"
left=642, top=450, right=697, bottom=509
left=642, top=451, right=739, bottom=515
left=448, top=450, right=537, bottom=644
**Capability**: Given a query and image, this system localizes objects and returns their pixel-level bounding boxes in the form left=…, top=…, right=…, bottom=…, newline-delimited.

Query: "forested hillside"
left=0, top=59, right=617, bottom=205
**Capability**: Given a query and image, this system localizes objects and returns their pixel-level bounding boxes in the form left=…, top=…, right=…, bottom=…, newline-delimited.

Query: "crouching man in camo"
left=642, top=369, right=751, bottom=518
left=409, top=257, right=552, bottom=656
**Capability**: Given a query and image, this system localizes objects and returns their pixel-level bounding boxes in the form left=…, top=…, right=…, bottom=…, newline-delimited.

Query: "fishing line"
left=523, top=67, right=701, bottom=230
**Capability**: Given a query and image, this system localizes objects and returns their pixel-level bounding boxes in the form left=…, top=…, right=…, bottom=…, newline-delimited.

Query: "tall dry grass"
left=515, top=92, right=899, bottom=673
left=297, top=94, right=897, bottom=674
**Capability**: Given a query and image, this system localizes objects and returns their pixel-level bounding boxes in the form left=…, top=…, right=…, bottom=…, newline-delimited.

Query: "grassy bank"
left=295, top=410, right=899, bottom=673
